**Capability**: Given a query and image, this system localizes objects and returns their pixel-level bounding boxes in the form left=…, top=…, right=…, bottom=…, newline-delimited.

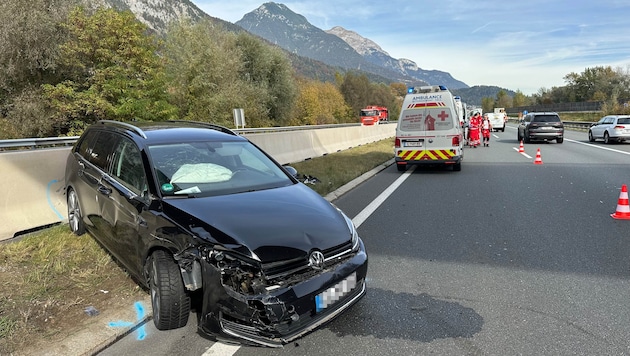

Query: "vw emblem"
left=309, top=251, right=325, bottom=270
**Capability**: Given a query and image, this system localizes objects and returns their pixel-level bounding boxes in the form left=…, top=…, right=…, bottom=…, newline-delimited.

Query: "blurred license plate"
left=405, top=141, right=422, bottom=147
left=315, top=272, right=357, bottom=312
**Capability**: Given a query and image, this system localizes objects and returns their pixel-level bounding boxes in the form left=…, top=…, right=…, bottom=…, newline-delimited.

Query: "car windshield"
left=148, top=141, right=293, bottom=197
left=533, top=115, right=561, bottom=123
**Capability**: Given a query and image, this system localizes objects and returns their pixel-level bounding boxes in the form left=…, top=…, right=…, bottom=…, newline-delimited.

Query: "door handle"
left=97, top=185, right=112, bottom=196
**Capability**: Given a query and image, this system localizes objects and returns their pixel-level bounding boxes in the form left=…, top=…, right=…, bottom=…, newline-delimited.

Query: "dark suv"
left=65, top=120, right=367, bottom=347
left=517, top=112, right=564, bottom=143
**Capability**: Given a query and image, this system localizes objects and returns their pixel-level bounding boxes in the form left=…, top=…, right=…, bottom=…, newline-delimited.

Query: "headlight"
left=335, top=206, right=360, bottom=251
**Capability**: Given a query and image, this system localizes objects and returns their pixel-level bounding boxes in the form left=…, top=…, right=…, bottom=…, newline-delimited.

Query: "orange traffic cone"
left=518, top=140, right=524, bottom=153
left=533, top=148, right=543, bottom=164
left=611, top=184, right=630, bottom=220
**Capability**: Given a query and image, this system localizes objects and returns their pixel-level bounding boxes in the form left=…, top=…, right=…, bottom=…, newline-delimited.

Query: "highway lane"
left=98, top=125, right=630, bottom=355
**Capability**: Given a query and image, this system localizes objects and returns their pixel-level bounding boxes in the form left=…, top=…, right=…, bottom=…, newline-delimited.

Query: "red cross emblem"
left=438, top=110, right=449, bottom=121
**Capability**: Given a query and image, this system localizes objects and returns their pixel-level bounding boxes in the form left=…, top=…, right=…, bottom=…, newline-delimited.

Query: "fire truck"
left=360, top=106, right=388, bottom=126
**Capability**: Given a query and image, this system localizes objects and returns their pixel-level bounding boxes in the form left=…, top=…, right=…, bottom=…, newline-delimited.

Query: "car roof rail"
left=97, top=120, right=147, bottom=139
left=166, top=120, right=238, bottom=136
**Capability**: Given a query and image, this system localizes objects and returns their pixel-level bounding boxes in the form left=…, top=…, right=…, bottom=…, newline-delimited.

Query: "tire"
left=517, top=131, right=522, bottom=142
left=604, top=132, right=611, bottom=144
left=67, top=188, right=85, bottom=236
left=556, top=137, right=563, bottom=143
left=397, top=164, right=407, bottom=172
left=588, top=131, right=595, bottom=142
left=148, top=250, right=191, bottom=330
left=453, top=162, right=462, bottom=171
left=524, top=132, right=531, bottom=143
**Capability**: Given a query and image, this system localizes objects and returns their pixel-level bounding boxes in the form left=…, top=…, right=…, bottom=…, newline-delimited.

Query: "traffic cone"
left=518, top=140, right=524, bottom=153
left=611, top=184, right=630, bottom=220
left=533, top=148, right=543, bottom=164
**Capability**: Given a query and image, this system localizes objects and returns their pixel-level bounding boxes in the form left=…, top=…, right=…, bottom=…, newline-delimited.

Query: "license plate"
left=405, top=141, right=422, bottom=147
left=315, top=272, right=357, bottom=312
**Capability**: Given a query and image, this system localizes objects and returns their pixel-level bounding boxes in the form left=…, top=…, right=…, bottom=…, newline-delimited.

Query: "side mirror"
left=283, top=165, right=298, bottom=178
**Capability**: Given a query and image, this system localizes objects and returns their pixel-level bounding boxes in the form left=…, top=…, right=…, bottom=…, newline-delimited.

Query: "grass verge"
left=0, top=137, right=395, bottom=354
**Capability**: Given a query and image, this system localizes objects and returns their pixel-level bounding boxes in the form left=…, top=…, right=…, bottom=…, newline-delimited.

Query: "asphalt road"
left=97, top=125, right=630, bottom=356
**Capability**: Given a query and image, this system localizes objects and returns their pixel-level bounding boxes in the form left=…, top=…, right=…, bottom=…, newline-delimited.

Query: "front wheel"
left=148, top=250, right=191, bottom=330
left=588, top=131, right=595, bottom=142
left=67, top=188, right=85, bottom=236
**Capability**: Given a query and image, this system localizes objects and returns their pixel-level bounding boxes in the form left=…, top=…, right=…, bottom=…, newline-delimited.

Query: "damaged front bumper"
left=198, top=240, right=368, bottom=347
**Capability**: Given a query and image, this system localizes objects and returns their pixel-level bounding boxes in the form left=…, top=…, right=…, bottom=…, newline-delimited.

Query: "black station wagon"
left=64, top=120, right=368, bottom=347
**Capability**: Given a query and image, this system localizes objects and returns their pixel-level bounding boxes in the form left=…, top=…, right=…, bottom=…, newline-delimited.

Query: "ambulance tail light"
left=452, top=135, right=460, bottom=146
left=395, top=137, right=401, bottom=148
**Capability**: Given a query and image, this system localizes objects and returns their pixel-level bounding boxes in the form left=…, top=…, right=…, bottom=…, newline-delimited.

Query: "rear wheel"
left=453, top=162, right=462, bottom=171
left=604, top=132, right=611, bottom=144
left=148, top=250, right=190, bottom=330
left=397, top=163, right=407, bottom=172
left=556, top=137, right=563, bottom=143
left=67, top=188, right=85, bottom=236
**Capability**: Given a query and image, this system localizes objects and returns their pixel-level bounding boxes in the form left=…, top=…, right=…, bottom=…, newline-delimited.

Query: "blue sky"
left=191, top=1, right=630, bottom=95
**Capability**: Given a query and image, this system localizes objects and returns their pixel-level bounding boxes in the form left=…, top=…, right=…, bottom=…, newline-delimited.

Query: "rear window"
left=398, top=109, right=455, bottom=132
left=532, top=115, right=561, bottom=123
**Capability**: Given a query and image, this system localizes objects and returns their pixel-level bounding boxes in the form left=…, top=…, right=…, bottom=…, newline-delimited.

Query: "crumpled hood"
left=162, top=183, right=352, bottom=263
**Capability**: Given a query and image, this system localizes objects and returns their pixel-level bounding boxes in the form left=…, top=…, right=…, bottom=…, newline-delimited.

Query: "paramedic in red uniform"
left=482, top=113, right=492, bottom=147
left=468, top=112, right=481, bottom=147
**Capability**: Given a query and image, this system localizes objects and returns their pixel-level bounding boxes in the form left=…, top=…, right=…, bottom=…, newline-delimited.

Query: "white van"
left=394, top=85, right=464, bottom=171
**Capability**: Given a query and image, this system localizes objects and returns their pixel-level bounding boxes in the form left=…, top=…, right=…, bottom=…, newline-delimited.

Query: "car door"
left=100, top=136, right=150, bottom=275
left=592, top=116, right=611, bottom=139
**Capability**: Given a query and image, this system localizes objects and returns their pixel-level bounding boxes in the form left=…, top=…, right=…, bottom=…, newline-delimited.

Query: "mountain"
left=235, top=2, right=429, bottom=87
left=451, top=86, right=517, bottom=107
left=99, top=0, right=242, bottom=34
left=326, top=26, right=467, bottom=89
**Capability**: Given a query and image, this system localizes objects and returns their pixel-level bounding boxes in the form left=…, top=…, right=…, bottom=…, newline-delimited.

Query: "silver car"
left=588, top=115, right=630, bottom=143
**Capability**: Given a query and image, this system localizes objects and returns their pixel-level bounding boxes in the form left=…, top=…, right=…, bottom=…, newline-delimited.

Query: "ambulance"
left=394, top=85, right=464, bottom=172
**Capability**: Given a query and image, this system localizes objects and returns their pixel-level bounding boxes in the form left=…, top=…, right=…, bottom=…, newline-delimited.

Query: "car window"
left=76, top=130, right=98, bottom=160
left=603, top=117, right=614, bottom=124
left=617, top=118, right=630, bottom=124
left=533, top=115, right=560, bottom=123
left=148, top=141, right=292, bottom=197
left=88, top=131, right=120, bottom=171
left=111, top=138, right=147, bottom=195
left=398, top=108, right=455, bottom=131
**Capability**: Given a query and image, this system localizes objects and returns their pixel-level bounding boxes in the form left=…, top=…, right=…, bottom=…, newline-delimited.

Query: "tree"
left=163, top=20, right=297, bottom=128
left=42, top=7, right=177, bottom=134
left=292, top=79, right=353, bottom=125
left=0, top=0, right=80, bottom=138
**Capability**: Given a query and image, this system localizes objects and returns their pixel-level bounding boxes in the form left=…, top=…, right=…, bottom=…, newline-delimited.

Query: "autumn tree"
left=42, top=7, right=177, bottom=134
left=292, top=79, right=353, bottom=125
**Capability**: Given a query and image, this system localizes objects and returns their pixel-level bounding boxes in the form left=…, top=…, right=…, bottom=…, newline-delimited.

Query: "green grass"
left=291, top=138, right=394, bottom=196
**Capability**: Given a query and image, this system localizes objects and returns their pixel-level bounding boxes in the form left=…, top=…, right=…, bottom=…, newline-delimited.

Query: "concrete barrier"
left=0, top=124, right=395, bottom=240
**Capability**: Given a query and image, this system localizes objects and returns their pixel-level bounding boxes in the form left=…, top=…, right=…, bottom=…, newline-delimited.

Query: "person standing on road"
left=468, top=112, right=481, bottom=147
left=482, top=114, right=492, bottom=147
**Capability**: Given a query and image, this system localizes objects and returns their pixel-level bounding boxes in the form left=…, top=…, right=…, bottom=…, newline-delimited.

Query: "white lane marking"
left=202, top=342, right=240, bottom=356
left=352, top=166, right=415, bottom=228
left=512, top=146, right=532, bottom=159
left=566, top=138, right=630, bottom=155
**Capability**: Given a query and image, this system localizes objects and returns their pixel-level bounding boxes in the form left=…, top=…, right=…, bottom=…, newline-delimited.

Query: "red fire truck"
left=360, top=106, right=388, bottom=126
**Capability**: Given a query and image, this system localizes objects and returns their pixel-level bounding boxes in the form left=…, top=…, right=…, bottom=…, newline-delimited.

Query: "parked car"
left=517, top=112, right=564, bottom=143
left=588, top=115, right=630, bottom=143
left=65, top=120, right=368, bottom=347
